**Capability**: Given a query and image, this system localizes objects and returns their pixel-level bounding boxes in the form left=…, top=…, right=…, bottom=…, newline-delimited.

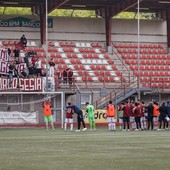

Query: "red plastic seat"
left=93, top=54, right=99, bottom=59
left=134, top=71, right=139, bottom=76
left=109, top=77, right=115, bottom=82
left=82, top=76, right=87, bottom=82
left=59, top=59, right=65, bottom=64
left=165, top=71, right=169, bottom=76
left=58, top=65, right=63, bottom=70
left=104, top=54, right=110, bottom=59
left=37, top=53, right=43, bottom=58
left=50, top=53, right=56, bottom=58
left=100, top=49, right=106, bottom=53
left=105, top=71, right=111, bottom=76
left=70, top=42, right=76, bottom=47
left=112, top=65, right=117, bottom=70
left=76, top=59, right=81, bottom=64
left=54, top=59, right=59, bottom=64
left=59, top=41, right=65, bottom=47
left=56, top=54, right=62, bottom=58
left=72, top=54, right=77, bottom=58
left=83, top=54, right=88, bottom=59
left=70, top=59, right=76, bottom=64
left=94, top=71, right=100, bottom=76
left=8, top=41, right=13, bottom=46
left=74, top=65, right=79, bottom=70
left=49, top=42, right=54, bottom=46
left=65, top=42, right=70, bottom=47
left=80, top=65, right=85, bottom=70
left=90, top=65, right=96, bottom=70
left=67, top=54, right=72, bottom=58
left=2, top=41, right=8, bottom=46
left=78, top=71, right=84, bottom=76
left=101, top=65, right=106, bottom=70
left=160, top=66, right=165, bottom=70
left=90, top=48, right=95, bottom=53
left=108, top=60, right=114, bottom=64
left=98, top=76, right=104, bottom=82
left=104, top=77, right=109, bottom=82
left=87, top=77, right=93, bottom=82
left=163, top=83, right=170, bottom=88
left=99, top=71, right=104, bottom=76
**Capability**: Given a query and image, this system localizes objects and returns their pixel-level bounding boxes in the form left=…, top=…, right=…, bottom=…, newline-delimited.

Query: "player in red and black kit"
left=140, top=101, right=147, bottom=130
left=133, top=102, right=142, bottom=131
left=129, top=101, right=136, bottom=130
left=122, top=101, right=131, bottom=131
left=64, top=102, right=74, bottom=132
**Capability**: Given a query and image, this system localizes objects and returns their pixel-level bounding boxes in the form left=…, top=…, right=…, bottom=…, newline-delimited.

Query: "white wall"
left=0, top=15, right=167, bottom=44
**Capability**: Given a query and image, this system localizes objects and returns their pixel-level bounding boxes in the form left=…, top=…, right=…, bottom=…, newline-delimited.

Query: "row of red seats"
left=114, top=43, right=163, bottom=49
left=134, top=71, right=169, bottom=76
left=39, top=52, right=110, bottom=59
left=81, top=76, right=117, bottom=82
left=29, top=47, right=105, bottom=54
left=118, top=48, right=167, bottom=55
left=126, top=59, right=170, bottom=65
left=143, top=83, right=170, bottom=88
left=122, top=54, right=170, bottom=60
left=49, top=41, right=103, bottom=48
left=130, top=65, right=170, bottom=71
left=140, top=77, right=170, bottom=83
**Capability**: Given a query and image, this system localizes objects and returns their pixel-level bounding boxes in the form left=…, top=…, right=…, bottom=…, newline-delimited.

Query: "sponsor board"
left=0, top=17, right=53, bottom=28
left=0, top=111, right=38, bottom=124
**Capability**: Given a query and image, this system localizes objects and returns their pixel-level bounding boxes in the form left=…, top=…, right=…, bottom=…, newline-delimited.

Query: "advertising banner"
left=0, top=111, right=38, bottom=124
left=83, top=109, right=118, bottom=123
left=0, top=77, right=42, bottom=91
left=0, top=60, right=26, bottom=75
left=0, top=17, right=53, bottom=28
left=0, top=48, right=9, bottom=61
left=83, top=110, right=107, bottom=123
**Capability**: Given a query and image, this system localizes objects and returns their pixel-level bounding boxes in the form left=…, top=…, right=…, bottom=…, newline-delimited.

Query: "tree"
left=0, top=7, right=156, bottom=20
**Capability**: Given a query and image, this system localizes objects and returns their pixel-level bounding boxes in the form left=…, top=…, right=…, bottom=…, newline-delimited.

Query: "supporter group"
left=1, top=35, right=74, bottom=88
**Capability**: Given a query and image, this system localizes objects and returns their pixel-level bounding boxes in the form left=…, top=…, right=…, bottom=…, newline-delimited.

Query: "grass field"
left=0, top=127, right=170, bottom=170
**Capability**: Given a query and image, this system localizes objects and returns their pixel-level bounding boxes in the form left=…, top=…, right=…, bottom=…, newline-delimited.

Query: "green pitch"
left=0, top=127, right=170, bottom=170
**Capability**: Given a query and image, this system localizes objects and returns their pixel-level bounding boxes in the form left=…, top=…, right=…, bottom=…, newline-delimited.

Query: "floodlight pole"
left=137, top=0, right=141, bottom=101
left=45, top=0, right=49, bottom=93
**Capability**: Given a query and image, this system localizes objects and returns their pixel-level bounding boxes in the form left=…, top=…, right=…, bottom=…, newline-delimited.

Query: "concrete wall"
left=0, top=15, right=167, bottom=44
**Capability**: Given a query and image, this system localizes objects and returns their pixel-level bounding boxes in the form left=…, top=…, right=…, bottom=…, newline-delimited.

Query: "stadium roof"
left=0, top=0, right=170, bottom=16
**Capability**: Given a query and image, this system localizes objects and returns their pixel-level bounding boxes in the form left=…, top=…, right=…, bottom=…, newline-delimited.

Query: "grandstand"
left=0, top=0, right=170, bottom=126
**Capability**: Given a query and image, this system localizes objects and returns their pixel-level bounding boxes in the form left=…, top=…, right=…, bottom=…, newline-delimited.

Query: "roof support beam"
left=105, top=8, right=112, bottom=47
left=157, top=10, right=170, bottom=50
left=31, top=0, right=69, bottom=15
left=31, top=4, right=45, bottom=15
left=166, top=10, right=170, bottom=50
left=95, top=0, right=144, bottom=51
left=40, top=13, right=46, bottom=45
left=48, top=0, right=69, bottom=13
left=96, top=0, right=144, bottom=18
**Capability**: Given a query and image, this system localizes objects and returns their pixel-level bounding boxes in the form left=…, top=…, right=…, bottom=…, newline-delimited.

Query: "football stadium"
left=0, top=0, right=170, bottom=170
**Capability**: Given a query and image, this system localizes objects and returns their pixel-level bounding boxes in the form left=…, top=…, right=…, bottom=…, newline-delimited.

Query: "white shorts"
left=65, top=118, right=73, bottom=123
left=107, top=117, right=115, bottom=123
left=140, top=116, right=146, bottom=122
left=153, top=117, right=158, bottom=122
left=119, top=118, right=123, bottom=123
left=130, top=116, right=135, bottom=122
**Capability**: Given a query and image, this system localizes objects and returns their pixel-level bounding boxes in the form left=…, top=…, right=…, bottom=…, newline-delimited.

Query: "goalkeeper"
left=85, top=102, right=96, bottom=131
left=42, top=100, right=55, bottom=131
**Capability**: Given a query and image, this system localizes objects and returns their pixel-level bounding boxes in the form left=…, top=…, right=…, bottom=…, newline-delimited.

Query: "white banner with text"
left=0, top=111, right=38, bottom=124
